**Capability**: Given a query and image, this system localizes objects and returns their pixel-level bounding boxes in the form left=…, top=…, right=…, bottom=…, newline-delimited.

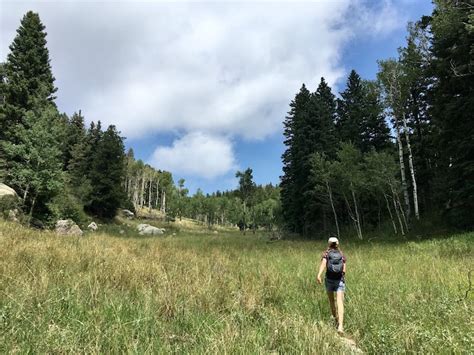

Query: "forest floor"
left=0, top=219, right=473, bottom=353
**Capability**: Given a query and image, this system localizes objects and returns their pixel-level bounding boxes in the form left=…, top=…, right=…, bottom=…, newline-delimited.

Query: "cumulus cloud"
left=0, top=0, right=405, bottom=179
left=150, top=132, right=237, bottom=179
left=351, top=0, right=406, bottom=37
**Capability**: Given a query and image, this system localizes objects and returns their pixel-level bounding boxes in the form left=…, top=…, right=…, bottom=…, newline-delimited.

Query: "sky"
left=0, top=0, right=433, bottom=194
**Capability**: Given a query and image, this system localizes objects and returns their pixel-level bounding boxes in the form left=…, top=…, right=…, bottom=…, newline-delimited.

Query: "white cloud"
left=351, top=0, right=406, bottom=37
left=2, top=1, right=354, bottom=140
left=150, top=132, right=237, bottom=179
left=0, top=0, right=406, bottom=179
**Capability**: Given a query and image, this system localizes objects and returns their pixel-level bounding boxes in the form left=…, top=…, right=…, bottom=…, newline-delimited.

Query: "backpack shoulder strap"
left=322, top=249, right=329, bottom=260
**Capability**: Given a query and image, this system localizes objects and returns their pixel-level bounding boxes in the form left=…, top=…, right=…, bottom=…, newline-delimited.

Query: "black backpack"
left=326, top=249, right=344, bottom=280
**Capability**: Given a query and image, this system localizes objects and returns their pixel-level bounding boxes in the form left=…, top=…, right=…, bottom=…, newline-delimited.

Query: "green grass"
left=1, top=220, right=473, bottom=353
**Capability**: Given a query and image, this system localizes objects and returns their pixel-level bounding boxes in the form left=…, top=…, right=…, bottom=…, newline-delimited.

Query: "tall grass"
left=1, top=220, right=472, bottom=353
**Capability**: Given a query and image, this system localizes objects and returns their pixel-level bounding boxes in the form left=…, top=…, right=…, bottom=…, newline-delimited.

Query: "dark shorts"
left=325, top=278, right=345, bottom=292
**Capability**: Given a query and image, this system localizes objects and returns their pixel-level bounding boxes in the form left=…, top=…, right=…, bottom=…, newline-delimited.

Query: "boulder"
left=0, top=183, right=18, bottom=198
left=137, top=223, right=148, bottom=232
left=87, top=222, right=98, bottom=231
left=55, top=219, right=83, bottom=237
left=0, top=184, right=19, bottom=214
left=122, top=209, right=135, bottom=219
left=137, top=223, right=164, bottom=236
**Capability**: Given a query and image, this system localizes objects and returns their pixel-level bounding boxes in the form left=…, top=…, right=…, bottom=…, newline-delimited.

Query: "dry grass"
left=1, top=220, right=473, bottom=353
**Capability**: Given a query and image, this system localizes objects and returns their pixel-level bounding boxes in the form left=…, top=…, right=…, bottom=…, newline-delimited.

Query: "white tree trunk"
left=134, top=175, right=140, bottom=210
left=139, top=172, right=145, bottom=208
left=148, top=174, right=152, bottom=210
left=394, top=119, right=411, bottom=220
left=160, top=190, right=166, bottom=213
left=326, top=181, right=340, bottom=237
left=351, top=187, right=363, bottom=240
left=343, top=191, right=362, bottom=240
left=384, top=193, right=398, bottom=234
left=396, top=197, right=409, bottom=233
left=155, top=178, right=160, bottom=208
left=402, top=115, right=420, bottom=220
left=391, top=190, right=405, bottom=236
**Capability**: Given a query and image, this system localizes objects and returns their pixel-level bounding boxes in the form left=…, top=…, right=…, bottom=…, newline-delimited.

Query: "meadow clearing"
left=1, top=220, right=473, bottom=354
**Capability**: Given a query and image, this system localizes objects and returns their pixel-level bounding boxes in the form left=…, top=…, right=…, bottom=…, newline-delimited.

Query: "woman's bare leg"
left=336, top=291, right=344, bottom=333
left=327, top=291, right=337, bottom=319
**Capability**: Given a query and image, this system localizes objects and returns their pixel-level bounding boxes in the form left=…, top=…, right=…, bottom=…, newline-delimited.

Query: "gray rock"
left=137, top=223, right=164, bottom=235
left=55, top=219, right=83, bottom=237
left=122, top=209, right=135, bottom=218
left=137, top=223, right=148, bottom=232
left=87, top=222, right=98, bottom=231
left=0, top=183, right=18, bottom=198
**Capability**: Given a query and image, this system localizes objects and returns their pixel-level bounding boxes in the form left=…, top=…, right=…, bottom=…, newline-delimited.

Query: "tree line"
left=281, top=0, right=473, bottom=237
left=169, top=169, right=281, bottom=232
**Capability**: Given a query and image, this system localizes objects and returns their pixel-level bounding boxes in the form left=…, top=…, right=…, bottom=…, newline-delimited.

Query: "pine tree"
left=0, top=63, right=7, bottom=178
left=430, top=0, right=474, bottom=227
left=302, top=78, right=338, bottom=233
left=67, top=122, right=93, bottom=205
left=1, top=11, right=57, bottom=144
left=311, top=77, right=338, bottom=157
left=280, top=79, right=339, bottom=234
left=86, top=125, right=126, bottom=218
left=336, top=70, right=390, bottom=153
left=280, top=84, right=311, bottom=233
left=0, top=11, right=63, bottom=217
left=336, top=70, right=365, bottom=149
left=63, top=110, right=86, bottom=168
left=85, top=121, right=103, bottom=175
left=360, top=80, right=391, bottom=152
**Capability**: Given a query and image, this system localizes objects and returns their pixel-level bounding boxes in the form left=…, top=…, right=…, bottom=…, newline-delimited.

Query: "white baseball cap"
left=328, top=236, right=339, bottom=245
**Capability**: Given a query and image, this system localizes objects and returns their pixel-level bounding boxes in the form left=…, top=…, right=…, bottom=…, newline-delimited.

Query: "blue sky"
left=0, top=0, right=433, bottom=194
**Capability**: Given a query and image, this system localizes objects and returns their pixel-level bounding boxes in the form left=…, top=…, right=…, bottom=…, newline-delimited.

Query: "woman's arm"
left=317, top=258, right=327, bottom=284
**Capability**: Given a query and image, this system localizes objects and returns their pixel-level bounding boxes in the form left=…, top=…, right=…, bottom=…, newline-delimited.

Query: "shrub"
left=47, top=192, right=88, bottom=225
left=0, top=195, right=20, bottom=218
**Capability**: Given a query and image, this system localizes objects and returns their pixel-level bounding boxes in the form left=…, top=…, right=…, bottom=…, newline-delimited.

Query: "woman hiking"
left=317, top=236, right=346, bottom=334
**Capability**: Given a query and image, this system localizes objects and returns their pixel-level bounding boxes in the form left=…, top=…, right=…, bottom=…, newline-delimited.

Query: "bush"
left=47, top=192, right=88, bottom=225
left=0, top=195, right=20, bottom=218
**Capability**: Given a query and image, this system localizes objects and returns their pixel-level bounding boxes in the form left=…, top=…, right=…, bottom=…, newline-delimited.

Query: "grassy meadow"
left=1, top=220, right=473, bottom=353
